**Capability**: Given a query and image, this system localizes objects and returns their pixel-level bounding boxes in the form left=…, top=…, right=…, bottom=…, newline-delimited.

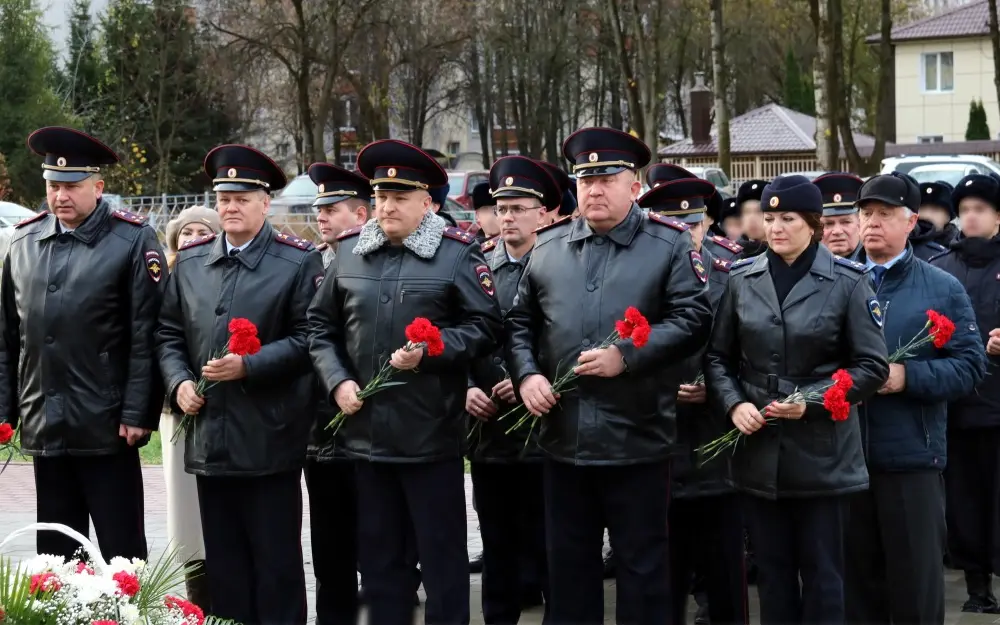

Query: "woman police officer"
left=704, top=175, right=889, bottom=624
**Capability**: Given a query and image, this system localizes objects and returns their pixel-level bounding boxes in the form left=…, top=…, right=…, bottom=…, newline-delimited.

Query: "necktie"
left=229, top=248, right=240, bottom=257
left=870, top=265, right=887, bottom=290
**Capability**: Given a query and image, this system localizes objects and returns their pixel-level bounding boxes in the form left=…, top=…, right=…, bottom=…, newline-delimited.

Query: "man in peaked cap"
left=505, top=127, right=713, bottom=623
left=537, top=160, right=576, bottom=223
left=429, top=183, right=459, bottom=227
left=309, top=139, right=502, bottom=625
left=156, top=144, right=323, bottom=624
left=0, top=127, right=165, bottom=562
left=930, top=173, right=1000, bottom=613
left=912, top=180, right=959, bottom=260
left=815, top=172, right=865, bottom=262
left=304, top=162, right=372, bottom=624
left=646, top=163, right=744, bottom=261
left=734, top=179, right=770, bottom=260
left=472, top=181, right=500, bottom=243
left=467, top=156, right=559, bottom=622
left=638, top=177, right=748, bottom=625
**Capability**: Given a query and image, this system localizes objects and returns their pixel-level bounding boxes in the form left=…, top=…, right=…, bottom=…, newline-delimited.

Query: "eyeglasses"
left=494, top=205, right=543, bottom=217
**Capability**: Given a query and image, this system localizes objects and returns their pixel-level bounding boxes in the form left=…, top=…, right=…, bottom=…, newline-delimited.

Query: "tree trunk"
left=605, top=0, right=644, bottom=139
left=814, top=0, right=838, bottom=171
left=989, top=0, right=1000, bottom=127
left=710, top=0, right=730, bottom=176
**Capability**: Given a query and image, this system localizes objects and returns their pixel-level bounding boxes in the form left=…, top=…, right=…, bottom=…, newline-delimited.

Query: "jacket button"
left=380, top=294, right=390, bottom=304
left=47, top=284, right=57, bottom=292
left=582, top=338, right=591, bottom=346
left=44, top=336, right=54, bottom=344
left=493, top=356, right=503, bottom=365
left=587, top=283, right=597, bottom=292
left=771, top=353, right=780, bottom=362
left=772, top=315, right=781, bottom=325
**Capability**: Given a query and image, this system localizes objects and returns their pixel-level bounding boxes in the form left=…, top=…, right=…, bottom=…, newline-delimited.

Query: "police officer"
left=912, top=180, right=957, bottom=260
left=430, top=182, right=459, bottom=227
left=734, top=179, right=770, bottom=259
left=814, top=172, right=864, bottom=261
left=505, top=127, right=713, bottom=624
left=637, top=177, right=748, bottom=625
left=930, top=173, right=1000, bottom=613
left=705, top=175, right=889, bottom=624
left=467, top=156, right=559, bottom=623
left=472, top=182, right=499, bottom=243
left=646, top=163, right=744, bottom=262
left=156, top=145, right=322, bottom=624
left=719, top=196, right=742, bottom=241
left=0, top=127, right=165, bottom=561
left=539, top=160, right=577, bottom=224
left=308, top=140, right=503, bottom=625
left=305, top=163, right=372, bottom=625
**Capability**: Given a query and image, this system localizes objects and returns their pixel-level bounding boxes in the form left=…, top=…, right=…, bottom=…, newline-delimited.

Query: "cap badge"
left=927, top=188, right=933, bottom=194
left=588, top=152, right=599, bottom=163
left=680, top=200, right=690, bottom=209
left=227, top=168, right=237, bottom=178
left=56, top=157, right=67, bottom=167
left=769, top=196, right=780, bottom=208
left=967, top=180, right=974, bottom=186
left=318, top=184, right=325, bottom=193
left=751, top=184, right=758, bottom=190
left=505, top=176, right=514, bottom=186
left=387, top=167, right=397, bottom=178
left=833, top=193, right=842, bottom=203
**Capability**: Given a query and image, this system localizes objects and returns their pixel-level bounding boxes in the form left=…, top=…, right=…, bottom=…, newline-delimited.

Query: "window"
left=447, top=141, right=461, bottom=155
left=275, top=143, right=289, bottom=157
left=916, top=135, right=944, bottom=143
left=921, top=52, right=954, bottom=93
left=470, top=113, right=479, bottom=134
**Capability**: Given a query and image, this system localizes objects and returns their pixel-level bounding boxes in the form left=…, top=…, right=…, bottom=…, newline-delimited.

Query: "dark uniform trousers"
left=845, top=471, right=946, bottom=625
left=669, top=494, right=747, bottom=625
left=34, top=447, right=147, bottom=561
left=304, top=459, right=359, bottom=625
left=470, top=462, right=548, bottom=624
left=742, top=494, right=849, bottom=625
left=356, top=459, right=470, bottom=625
left=197, top=470, right=307, bottom=625
left=544, top=458, right=670, bottom=625
left=945, top=428, right=1000, bottom=575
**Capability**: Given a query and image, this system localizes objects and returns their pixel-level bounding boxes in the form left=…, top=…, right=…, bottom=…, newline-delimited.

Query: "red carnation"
left=112, top=570, right=141, bottom=597
left=615, top=307, right=651, bottom=348
left=823, top=369, right=854, bottom=422
left=228, top=333, right=262, bottom=356
left=927, top=310, right=956, bottom=349
left=75, top=560, right=94, bottom=575
left=405, top=317, right=444, bottom=357
left=831, top=369, right=854, bottom=393
left=0, top=423, right=11, bottom=445
left=92, top=621, right=119, bottom=625
left=228, top=318, right=256, bottom=336
left=166, top=595, right=206, bottom=625
left=29, top=571, right=61, bottom=594
left=631, top=323, right=651, bottom=349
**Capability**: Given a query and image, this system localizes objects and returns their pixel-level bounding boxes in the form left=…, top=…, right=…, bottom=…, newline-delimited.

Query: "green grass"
left=140, top=430, right=163, bottom=465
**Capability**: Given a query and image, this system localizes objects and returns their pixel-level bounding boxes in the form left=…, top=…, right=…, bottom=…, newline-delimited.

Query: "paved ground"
left=0, top=462, right=997, bottom=624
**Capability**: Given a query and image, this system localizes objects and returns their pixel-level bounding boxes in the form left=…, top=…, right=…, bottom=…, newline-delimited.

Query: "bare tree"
left=989, top=0, right=1000, bottom=125
left=813, top=0, right=840, bottom=171
left=710, top=0, right=730, bottom=175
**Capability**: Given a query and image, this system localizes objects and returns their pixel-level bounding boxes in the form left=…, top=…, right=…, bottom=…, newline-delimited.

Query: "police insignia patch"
left=867, top=297, right=883, bottom=328
left=145, top=250, right=162, bottom=283
left=314, top=274, right=324, bottom=289
left=476, top=264, right=495, bottom=297
left=690, top=250, right=708, bottom=284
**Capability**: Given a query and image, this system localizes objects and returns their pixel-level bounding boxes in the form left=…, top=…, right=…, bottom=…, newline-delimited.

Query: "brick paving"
left=0, top=462, right=995, bottom=624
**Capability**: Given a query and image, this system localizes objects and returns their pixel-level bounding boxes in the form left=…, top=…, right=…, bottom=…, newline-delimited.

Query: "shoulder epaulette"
left=336, top=225, right=362, bottom=241
left=647, top=212, right=689, bottom=232
left=14, top=210, right=49, bottom=229
left=535, top=216, right=572, bottom=234
left=275, top=231, right=316, bottom=251
left=178, top=233, right=217, bottom=250
left=481, top=235, right=499, bottom=252
left=730, top=257, right=755, bottom=271
left=111, top=209, right=147, bottom=226
left=710, top=234, right=743, bottom=253
left=833, top=256, right=866, bottom=273
left=442, top=226, right=476, bottom=244
left=713, top=257, right=732, bottom=273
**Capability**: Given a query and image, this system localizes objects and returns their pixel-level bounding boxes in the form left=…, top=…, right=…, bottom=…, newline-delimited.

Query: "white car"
left=0, top=201, right=38, bottom=259
left=881, top=155, right=1000, bottom=178
left=906, top=163, right=988, bottom=188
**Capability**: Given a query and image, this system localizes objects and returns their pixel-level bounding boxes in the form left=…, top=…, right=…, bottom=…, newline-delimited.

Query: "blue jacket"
left=859, top=245, right=987, bottom=472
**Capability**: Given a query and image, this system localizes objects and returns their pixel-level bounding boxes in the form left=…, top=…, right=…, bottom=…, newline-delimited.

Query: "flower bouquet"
left=0, top=522, right=236, bottom=625
left=172, top=318, right=261, bottom=444
left=0, top=421, right=21, bottom=476
left=888, top=309, right=955, bottom=362
left=325, top=317, right=444, bottom=435
left=500, top=306, right=651, bottom=445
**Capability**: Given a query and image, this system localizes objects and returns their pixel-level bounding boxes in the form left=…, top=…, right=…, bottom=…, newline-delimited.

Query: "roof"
left=657, top=103, right=879, bottom=158
left=868, top=0, right=989, bottom=43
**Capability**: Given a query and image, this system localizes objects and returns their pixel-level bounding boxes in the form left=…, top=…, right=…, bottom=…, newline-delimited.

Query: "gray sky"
left=40, top=0, right=108, bottom=57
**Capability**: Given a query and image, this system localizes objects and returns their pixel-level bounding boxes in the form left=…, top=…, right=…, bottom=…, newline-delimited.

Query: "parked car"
left=881, top=154, right=1000, bottom=177
left=0, top=201, right=37, bottom=259
left=447, top=170, right=489, bottom=209
left=907, top=163, right=988, bottom=187
left=782, top=170, right=828, bottom=180
left=685, top=166, right=735, bottom=196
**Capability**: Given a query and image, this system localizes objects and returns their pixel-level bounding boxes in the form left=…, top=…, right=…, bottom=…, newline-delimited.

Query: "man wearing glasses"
left=467, top=156, right=562, bottom=623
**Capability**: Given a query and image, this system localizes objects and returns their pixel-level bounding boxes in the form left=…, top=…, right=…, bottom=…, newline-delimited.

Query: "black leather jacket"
left=308, top=213, right=503, bottom=463
left=468, top=237, right=541, bottom=462
left=0, top=202, right=166, bottom=455
left=505, top=205, right=713, bottom=465
left=705, top=245, right=889, bottom=499
left=155, top=223, right=323, bottom=476
left=672, top=248, right=734, bottom=498
left=910, top=219, right=956, bottom=261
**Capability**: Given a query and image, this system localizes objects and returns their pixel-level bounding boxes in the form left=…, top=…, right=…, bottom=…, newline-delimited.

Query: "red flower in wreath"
left=29, top=571, right=61, bottom=594
left=112, top=570, right=141, bottom=597
left=927, top=310, right=956, bottom=349
left=165, top=595, right=206, bottom=625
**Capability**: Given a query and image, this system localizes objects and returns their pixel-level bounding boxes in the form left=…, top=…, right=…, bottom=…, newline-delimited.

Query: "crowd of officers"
left=1, top=124, right=1000, bottom=625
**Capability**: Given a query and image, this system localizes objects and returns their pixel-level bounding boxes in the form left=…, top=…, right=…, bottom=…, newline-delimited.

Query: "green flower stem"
left=326, top=342, right=422, bottom=434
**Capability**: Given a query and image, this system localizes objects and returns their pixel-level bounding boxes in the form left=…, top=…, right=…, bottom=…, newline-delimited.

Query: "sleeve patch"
left=690, top=250, right=708, bottom=284
left=14, top=210, right=49, bottom=229
left=868, top=297, right=884, bottom=328
left=314, top=273, right=325, bottom=289
left=476, top=263, right=495, bottom=297
left=178, top=233, right=217, bottom=250
left=145, top=249, right=163, bottom=283
left=336, top=225, right=363, bottom=241
left=648, top=212, right=689, bottom=232
left=442, top=226, right=476, bottom=244
left=111, top=209, right=147, bottom=226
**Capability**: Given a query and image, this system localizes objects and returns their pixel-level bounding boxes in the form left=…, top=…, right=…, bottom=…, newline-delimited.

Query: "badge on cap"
left=833, top=193, right=842, bottom=203
left=145, top=250, right=162, bottom=283
left=751, top=183, right=758, bottom=190
left=387, top=167, right=397, bottom=178
left=769, top=196, right=780, bottom=208
left=967, top=180, right=974, bottom=186
left=927, top=188, right=934, bottom=194
left=867, top=297, right=883, bottom=328
left=588, top=152, right=598, bottom=162
left=56, top=157, right=67, bottom=167
left=689, top=250, right=708, bottom=284
left=681, top=200, right=690, bottom=209
left=318, top=184, right=325, bottom=193
left=476, top=264, right=495, bottom=297
left=227, top=168, right=237, bottom=178
left=505, top=176, right=514, bottom=186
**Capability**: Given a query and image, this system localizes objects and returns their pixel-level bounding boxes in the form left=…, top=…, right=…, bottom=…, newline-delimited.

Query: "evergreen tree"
left=782, top=49, right=815, bottom=116
left=966, top=100, right=991, bottom=140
